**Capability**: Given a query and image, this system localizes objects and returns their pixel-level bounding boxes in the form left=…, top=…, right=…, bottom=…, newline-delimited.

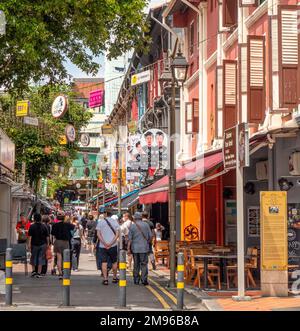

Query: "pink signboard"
left=89, top=90, right=104, bottom=108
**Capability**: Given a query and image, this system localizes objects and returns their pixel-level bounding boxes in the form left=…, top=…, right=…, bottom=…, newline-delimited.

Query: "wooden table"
left=192, top=254, right=237, bottom=290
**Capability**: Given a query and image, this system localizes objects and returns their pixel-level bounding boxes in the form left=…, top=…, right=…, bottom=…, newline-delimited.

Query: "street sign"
left=131, top=70, right=151, bottom=86
left=24, top=116, right=38, bottom=126
left=59, top=135, right=67, bottom=145
left=238, top=123, right=249, bottom=168
left=16, top=100, right=29, bottom=117
left=51, top=95, right=68, bottom=118
left=223, top=126, right=237, bottom=170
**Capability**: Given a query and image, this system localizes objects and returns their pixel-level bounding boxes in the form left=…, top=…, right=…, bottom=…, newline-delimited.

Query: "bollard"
left=119, top=249, right=126, bottom=308
left=177, top=252, right=184, bottom=310
left=5, top=248, right=13, bottom=306
left=62, top=249, right=71, bottom=306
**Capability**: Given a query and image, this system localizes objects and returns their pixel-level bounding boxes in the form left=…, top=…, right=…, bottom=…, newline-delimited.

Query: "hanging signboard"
left=51, top=95, right=68, bottom=118
left=238, top=122, right=249, bottom=168
left=24, top=116, right=39, bottom=126
left=80, top=133, right=90, bottom=147
left=58, top=135, right=67, bottom=145
left=223, top=126, right=237, bottom=170
left=101, top=124, right=113, bottom=135
left=131, top=70, right=151, bottom=86
left=16, top=100, right=29, bottom=117
left=89, top=90, right=104, bottom=108
left=65, top=124, right=76, bottom=142
left=260, top=191, right=288, bottom=271
left=140, top=129, right=168, bottom=177
left=0, top=129, right=15, bottom=172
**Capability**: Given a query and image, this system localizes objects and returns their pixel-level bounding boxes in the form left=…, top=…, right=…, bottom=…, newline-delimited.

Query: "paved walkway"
left=0, top=249, right=205, bottom=311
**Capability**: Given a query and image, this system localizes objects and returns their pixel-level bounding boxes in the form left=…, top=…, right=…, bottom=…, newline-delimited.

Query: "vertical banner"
left=260, top=191, right=288, bottom=271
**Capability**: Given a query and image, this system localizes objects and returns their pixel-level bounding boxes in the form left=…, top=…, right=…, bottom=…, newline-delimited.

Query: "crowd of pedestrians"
left=15, top=208, right=165, bottom=285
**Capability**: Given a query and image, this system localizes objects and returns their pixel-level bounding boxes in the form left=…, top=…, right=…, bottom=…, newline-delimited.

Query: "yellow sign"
left=260, top=191, right=288, bottom=271
left=59, top=135, right=67, bottom=145
left=101, top=124, right=113, bottom=135
left=16, top=100, right=29, bottom=117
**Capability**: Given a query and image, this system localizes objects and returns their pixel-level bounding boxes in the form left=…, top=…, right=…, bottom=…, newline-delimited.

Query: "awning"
left=139, top=150, right=223, bottom=204
left=104, top=189, right=140, bottom=209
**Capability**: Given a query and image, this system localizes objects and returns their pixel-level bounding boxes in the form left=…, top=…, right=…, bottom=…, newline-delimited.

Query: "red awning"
left=139, top=150, right=223, bottom=204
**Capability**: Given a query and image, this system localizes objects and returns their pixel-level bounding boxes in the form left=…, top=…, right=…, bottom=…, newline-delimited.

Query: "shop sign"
left=58, top=135, right=67, bottom=145
left=238, top=122, right=249, bottom=168
left=16, top=100, right=29, bottom=117
left=260, top=191, right=288, bottom=271
left=0, top=129, right=15, bottom=171
left=80, top=133, right=90, bottom=147
left=24, top=116, right=38, bottom=126
left=65, top=124, right=76, bottom=142
left=101, top=124, right=113, bottom=135
left=223, top=126, right=237, bottom=170
left=131, top=70, right=151, bottom=86
left=51, top=95, right=68, bottom=118
left=89, top=90, right=104, bottom=108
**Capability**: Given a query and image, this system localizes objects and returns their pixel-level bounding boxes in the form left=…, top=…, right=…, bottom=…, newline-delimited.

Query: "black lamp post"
left=160, top=48, right=188, bottom=288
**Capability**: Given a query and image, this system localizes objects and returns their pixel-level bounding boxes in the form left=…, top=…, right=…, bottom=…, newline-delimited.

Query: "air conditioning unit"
left=256, top=161, right=268, bottom=180
left=289, top=152, right=300, bottom=175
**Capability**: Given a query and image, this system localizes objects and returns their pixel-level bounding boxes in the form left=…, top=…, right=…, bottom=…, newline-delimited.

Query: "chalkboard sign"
left=288, top=204, right=300, bottom=265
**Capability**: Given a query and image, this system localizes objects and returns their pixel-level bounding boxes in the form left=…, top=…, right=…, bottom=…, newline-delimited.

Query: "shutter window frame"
left=223, top=0, right=238, bottom=28
left=223, top=60, right=237, bottom=130
left=239, top=0, right=258, bottom=7
left=185, top=102, right=193, bottom=134
left=247, top=35, right=265, bottom=124
left=278, top=5, right=300, bottom=109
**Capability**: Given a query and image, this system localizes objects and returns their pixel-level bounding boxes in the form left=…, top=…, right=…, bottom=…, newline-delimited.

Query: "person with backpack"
left=128, top=212, right=152, bottom=286
left=86, top=213, right=97, bottom=257
left=96, top=211, right=120, bottom=285
left=71, top=217, right=84, bottom=271
left=28, top=213, right=50, bottom=278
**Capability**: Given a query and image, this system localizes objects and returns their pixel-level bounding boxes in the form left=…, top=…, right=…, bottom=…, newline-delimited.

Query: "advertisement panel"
left=131, top=70, right=151, bottom=86
left=260, top=191, right=288, bottom=271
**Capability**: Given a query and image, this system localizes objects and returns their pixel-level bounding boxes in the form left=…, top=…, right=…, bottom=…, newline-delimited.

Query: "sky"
left=65, top=0, right=168, bottom=79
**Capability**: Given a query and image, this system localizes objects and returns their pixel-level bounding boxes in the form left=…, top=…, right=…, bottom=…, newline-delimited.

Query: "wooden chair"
left=154, top=240, right=170, bottom=266
left=190, top=249, right=221, bottom=290
left=226, top=247, right=259, bottom=289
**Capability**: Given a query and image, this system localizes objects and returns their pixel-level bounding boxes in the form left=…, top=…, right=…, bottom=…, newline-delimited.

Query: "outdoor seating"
left=154, top=240, right=170, bottom=267
left=11, top=243, right=28, bottom=276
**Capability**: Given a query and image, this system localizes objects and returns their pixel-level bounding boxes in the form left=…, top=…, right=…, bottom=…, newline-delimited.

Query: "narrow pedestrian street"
left=0, top=248, right=206, bottom=311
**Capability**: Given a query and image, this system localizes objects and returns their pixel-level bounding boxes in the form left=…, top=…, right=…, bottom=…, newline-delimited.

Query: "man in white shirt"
left=96, top=211, right=120, bottom=285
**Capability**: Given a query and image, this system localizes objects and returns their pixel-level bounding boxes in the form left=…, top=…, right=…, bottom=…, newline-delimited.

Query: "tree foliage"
left=0, top=0, right=149, bottom=92
left=0, top=85, right=92, bottom=189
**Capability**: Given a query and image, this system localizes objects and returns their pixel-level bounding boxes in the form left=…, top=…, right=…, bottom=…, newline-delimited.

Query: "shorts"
left=99, top=246, right=118, bottom=264
left=30, top=244, right=47, bottom=266
left=54, top=240, right=70, bottom=255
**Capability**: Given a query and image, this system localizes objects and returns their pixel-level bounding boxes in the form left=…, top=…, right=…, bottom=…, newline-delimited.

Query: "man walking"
left=128, top=212, right=152, bottom=285
left=28, top=213, right=50, bottom=278
left=96, top=211, right=120, bottom=285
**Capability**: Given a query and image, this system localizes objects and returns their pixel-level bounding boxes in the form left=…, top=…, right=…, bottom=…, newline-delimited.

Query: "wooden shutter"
left=247, top=35, right=265, bottom=123
left=239, top=0, right=258, bottom=7
left=223, top=0, right=238, bottom=28
left=278, top=6, right=300, bottom=108
left=192, top=99, right=199, bottom=133
left=216, top=66, right=223, bottom=137
left=223, top=60, right=237, bottom=130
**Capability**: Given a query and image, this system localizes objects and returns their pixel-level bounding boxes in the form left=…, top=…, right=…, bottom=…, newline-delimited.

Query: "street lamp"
left=101, top=164, right=108, bottom=212
left=160, top=48, right=189, bottom=288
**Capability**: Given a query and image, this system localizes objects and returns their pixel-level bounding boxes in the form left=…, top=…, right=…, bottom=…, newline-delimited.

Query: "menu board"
left=248, top=206, right=260, bottom=237
left=260, top=192, right=288, bottom=271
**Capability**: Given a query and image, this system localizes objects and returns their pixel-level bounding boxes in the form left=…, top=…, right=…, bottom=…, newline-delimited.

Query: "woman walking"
left=71, top=217, right=84, bottom=271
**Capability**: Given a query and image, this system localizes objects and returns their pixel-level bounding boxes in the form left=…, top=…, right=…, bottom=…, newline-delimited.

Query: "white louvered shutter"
left=223, top=60, right=237, bottom=130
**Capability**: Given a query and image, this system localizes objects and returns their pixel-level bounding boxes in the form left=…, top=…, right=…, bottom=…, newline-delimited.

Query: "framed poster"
left=248, top=206, right=260, bottom=237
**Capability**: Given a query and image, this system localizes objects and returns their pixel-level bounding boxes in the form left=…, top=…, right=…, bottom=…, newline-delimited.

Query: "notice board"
left=260, top=191, right=288, bottom=271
